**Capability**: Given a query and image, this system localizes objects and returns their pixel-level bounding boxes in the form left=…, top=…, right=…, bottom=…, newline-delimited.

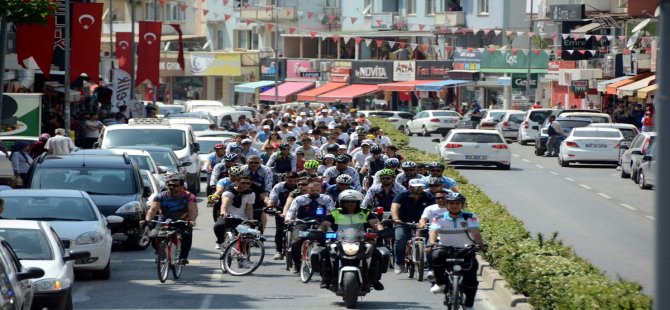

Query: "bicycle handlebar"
left=225, top=214, right=259, bottom=225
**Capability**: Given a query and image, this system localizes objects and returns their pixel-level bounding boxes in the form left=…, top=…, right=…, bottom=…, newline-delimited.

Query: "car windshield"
left=197, top=140, right=220, bottom=154
left=487, top=111, right=505, bottom=119
left=369, top=112, right=394, bottom=118
left=618, top=128, right=638, bottom=140
left=147, top=150, right=178, bottom=167
left=562, top=115, right=610, bottom=123
left=450, top=133, right=504, bottom=143
left=31, top=168, right=136, bottom=195
left=1, top=197, right=97, bottom=221
left=529, top=111, right=551, bottom=123
left=509, top=114, right=525, bottom=123
left=556, top=120, right=592, bottom=129
left=159, top=105, right=184, bottom=115
left=0, top=229, right=53, bottom=260
left=185, top=123, right=210, bottom=131
left=103, top=129, right=186, bottom=150
left=433, top=111, right=461, bottom=117
left=129, top=155, right=154, bottom=172
left=573, top=130, right=622, bottom=138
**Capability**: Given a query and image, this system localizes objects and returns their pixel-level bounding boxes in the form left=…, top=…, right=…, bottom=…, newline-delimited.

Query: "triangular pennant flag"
left=618, top=35, right=626, bottom=42
left=328, top=15, right=336, bottom=23
left=387, top=41, right=396, bottom=48
left=521, top=49, right=529, bottom=56
left=410, top=43, right=418, bottom=50
left=584, top=34, right=592, bottom=41
left=494, top=30, right=502, bottom=36
left=310, top=31, right=317, bottom=39
left=354, top=37, right=362, bottom=45
left=466, top=47, right=474, bottom=52
left=566, top=50, right=574, bottom=55
left=418, top=24, right=426, bottom=31
left=398, top=41, right=406, bottom=48
left=202, top=9, right=209, bottom=16
left=488, top=47, right=496, bottom=54
left=332, top=34, right=340, bottom=42
left=375, top=19, right=382, bottom=26
left=364, top=39, right=373, bottom=47
left=224, top=14, right=231, bottom=21
left=472, top=28, right=480, bottom=35
left=450, top=27, right=459, bottom=34
left=539, top=32, right=547, bottom=38
left=243, top=2, right=250, bottom=9
left=267, top=23, right=274, bottom=31
left=572, top=33, right=581, bottom=40
left=223, top=0, right=228, bottom=5
left=642, top=36, right=650, bottom=45
left=528, top=32, right=535, bottom=37
left=460, top=28, right=470, bottom=34
left=477, top=48, right=485, bottom=53
left=511, top=48, right=519, bottom=55
left=455, top=47, right=463, bottom=52
left=180, top=3, right=188, bottom=11
left=589, top=50, right=597, bottom=56
left=544, top=49, right=552, bottom=55
left=317, top=14, right=325, bottom=21
left=376, top=39, right=384, bottom=48
left=483, top=29, right=491, bottom=35
left=595, top=35, right=603, bottom=41
left=307, top=11, right=314, bottom=19
left=505, top=30, right=514, bottom=36
left=351, top=17, right=358, bottom=24
left=578, top=50, right=587, bottom=55
left=606, top=35, right=613, bottom=41
left=288, top=27, right=296, bottom=34
left=533, top=49, right=541, bottom=55
left=440, top=26, right=448, bottom=33
left=562, top=33, right=570, bottom=40
left=395, top=21, right=404, bottom=30
left=245, top=19, right=252, bottom=25
left=445, top=45, right=453, bottom=53
left=421, top=44, right=429, bottom=51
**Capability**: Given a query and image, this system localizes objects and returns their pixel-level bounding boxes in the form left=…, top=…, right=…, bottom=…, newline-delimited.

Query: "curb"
left=477, top=255, right=533, bottom=309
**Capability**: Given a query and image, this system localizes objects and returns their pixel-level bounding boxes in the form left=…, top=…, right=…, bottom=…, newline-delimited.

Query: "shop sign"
left=0, top=93, right=41, bottom=137
left=546, top=60, right=576, bottom=79
left=481, top=51, right=549, bottom=70
left=287, top=59, right=319, bottom=81
left=415, top=61, right=452, bottom=80
left=453, top=50, right=481, bottom=71
left=330, top=67, right=351, bottom=83
left=299, top=71, right=320, bottom=78
left=260, top=58, right=286, bottom=81
left=393, top=61, right=416, bottom=81
left=512, top=73, right=538, bottom=89
left=351, top=60, right=393, bottom=84
left=571, top=79, right=589, bottom=93
left=159, top=55, right=184, bottom=77
left=188, top=53, right=241, bottom=76
left=549, top=4, right=585, bottom=21
left=112, top=69, right=132, bottom=115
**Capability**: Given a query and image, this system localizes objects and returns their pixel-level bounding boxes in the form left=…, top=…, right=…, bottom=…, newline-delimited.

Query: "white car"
left=495, top=111, right=526, bottom=140
left=140, top=170, right=162, bottom=206
left=477, top=109, right=507, bottom=130
left=0, top=236, right=45, bottom=310
left=184, top=100, right=224, bottom=113
left=0, top=189, right=123, bottom=279
left=587, top=123, right=639, bottom=149
left=0, top=220, right=90, bottom=310
left=517, top=108, right=553, bottom=145
left=558, top=127, right=624, bottom=167
left=557, top=112, right=612, bottom=124
left=434, top=129, right=512, bottom=170
left=168, top=117, right=214, bottom=134
left=358, top=110, right=414, bottom=132
left=405, top=110, right=462, bottom=137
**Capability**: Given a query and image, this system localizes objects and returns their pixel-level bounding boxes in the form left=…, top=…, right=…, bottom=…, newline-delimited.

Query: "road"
left=410, top=135, right=655, bottom=295
left=71, top=181, right=509, bottom=310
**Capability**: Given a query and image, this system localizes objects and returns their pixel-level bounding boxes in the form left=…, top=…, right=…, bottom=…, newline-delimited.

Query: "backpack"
left=547, top=124, right=558, bottom=136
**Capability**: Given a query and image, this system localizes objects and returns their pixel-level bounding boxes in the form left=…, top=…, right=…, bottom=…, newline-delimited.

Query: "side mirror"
left=143, top=186, right=152, bottom=198
left=17, top=267, right=45, bottom=281
left=157, top=166, right=168, bottom=173
left=431, top=138, right=441, bottom=143
left=193, top=143, right=200, bottom=153
left=180, top=161, right=192, bottom=167
left=64, top=250, right=90, bottom=261
left=106, top=215, right=124, bottom=224
left=92, top=142, right=100, bottom=149
left=643, top=155, right=652, bottom=161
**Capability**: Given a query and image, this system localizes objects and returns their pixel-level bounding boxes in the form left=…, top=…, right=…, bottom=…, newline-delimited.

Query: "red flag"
left=350, top=17, right=358, bottom=24
left=310, top=31, right=317, bottom=39
left=328, top=15, right=336, bottom=23
left=354, top=37, right=362, bottom=45
left=267, top=23, right=274, bottom=31
left=180, top=3, right=188, bottom=11
left=483, top=29, right=491, bottom=35
left=115, top=32, right=133, bottom=73
left=169, top=24, right=184, bottom=71
left=375, top=20, right=382, bottom=26
left=421, top=44, right=429, bottom=51
left=15, top=7, right=56, bottom=78
left=376, top=39, right=383, bottom=48
left=533, top=49, right=542, bottom=56
left=159, top=0, right=166, bottom=4
left=71, top=3, right=103, bottom=83
left=245, top=19, right=252, bottom=25
left=224, top=14, right=232, bottom=21
left=223, top=0, right=228, bottom=5
left=418, top=24, right=425, bottom=31
left=466, top=47, right=474, bottom=52
left=203, top=9, right=209, bottom=16
left=307, top=11, right=314, bottom=19
left=289, top=27, right=296, bottom=34
left=488, top=47, right=496, bottom=54
left=511, top=48, right=519, bottom=55
left=136, top=21, right=162, bottom=87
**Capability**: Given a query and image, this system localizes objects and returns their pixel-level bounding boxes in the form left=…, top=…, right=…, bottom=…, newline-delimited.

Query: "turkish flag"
left=115, top=32, right=133, bottom=73
left=169, top=24, right=184, bottom=71
left=136, top=21, right=162, bottom=87
left=15, top=9, right=56, bottom=78
left=70, top=3, right=104, bottom=83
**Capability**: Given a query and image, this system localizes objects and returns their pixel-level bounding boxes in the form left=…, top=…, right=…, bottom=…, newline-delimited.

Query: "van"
left=184, top=100, right=224, bottom=113
left=95, top=118, right=202, bottom=193
left=217, top=110, right=254, bottom=130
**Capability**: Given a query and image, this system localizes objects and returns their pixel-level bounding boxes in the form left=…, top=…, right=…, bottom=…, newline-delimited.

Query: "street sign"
left=299, top=71, right=320, bottom=78
left=511, top=73, right=538, bottom=89
left=571, top=80, right=589, bottom=93
left=550, top=4, right=585, bottom=21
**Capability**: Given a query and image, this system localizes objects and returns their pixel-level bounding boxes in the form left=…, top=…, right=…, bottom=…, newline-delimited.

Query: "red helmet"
left=214, top=143, right=225, bottom=150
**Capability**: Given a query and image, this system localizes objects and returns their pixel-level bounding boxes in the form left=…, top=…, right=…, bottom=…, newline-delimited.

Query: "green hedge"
left=372, top=118, right=652, bottom=310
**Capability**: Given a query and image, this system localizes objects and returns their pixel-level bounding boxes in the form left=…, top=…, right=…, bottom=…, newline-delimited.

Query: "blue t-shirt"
left=392, top=191, right=436, bottom=223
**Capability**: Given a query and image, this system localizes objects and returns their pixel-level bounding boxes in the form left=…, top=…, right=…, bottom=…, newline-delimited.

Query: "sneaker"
left=426, top=270, right=435, bottom=281
left=430, top=284, right=446, bottom=294
left=179, top=259, right=189, bottom=265
left=291, top=266, right=300, bottom=274
left=394, top=265, right=404, bottom=275
left=320, top=282, right=330, bottom=289
left=371, top=280, right=384, bottom=291
left=238, top=259, right=254, bottom=269
left=273, top=252, right=283, bottom=260
left=215, top=244, right=221, bottom=250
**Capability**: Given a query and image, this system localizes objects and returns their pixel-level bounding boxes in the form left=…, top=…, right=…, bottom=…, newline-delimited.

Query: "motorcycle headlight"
left=115, top=201, right=142, bottom=214
left=75, top=231, right=104, bottom=245
left=341, top=242, right=360, bottom=256
left=33, top=278, right=69, bottom=292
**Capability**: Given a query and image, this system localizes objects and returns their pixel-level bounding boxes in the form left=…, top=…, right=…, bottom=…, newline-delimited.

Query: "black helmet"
left=370, top=144, right=382, bottom=154
left=279, top=143, right=291, bottom=150
left=445, top=192, right=467, bottom=204
left=326, top=143, right=340, bottom=153
left=427, top=162, right=446, bottom=170
left=335, top=154, right=350, bottom=163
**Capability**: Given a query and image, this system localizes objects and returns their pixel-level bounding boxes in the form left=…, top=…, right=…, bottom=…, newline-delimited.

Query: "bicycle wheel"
left=156, top=240, right=169, bottom=283
left=219, top=231, right=235, bottom=274
left=415, top=242, right=424, bottom=282
left=385, top=238, right=395, bottom=269
left=300, top=242, right=313, bottom=283
left=284, top=230, right=292, bottom=271
left=171, top=238, right=183, bottom=279
left=223, top=237, right=265, bottom=276
left=406, top=240, right=414, bottom=278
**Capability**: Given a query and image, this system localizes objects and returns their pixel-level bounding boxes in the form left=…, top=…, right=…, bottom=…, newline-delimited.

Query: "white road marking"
left=200, top=295, right=213, bottom=309
left=564, top=177, right=575, bottom=182
left=597, top=193, right=612, bottom=199
left=579, top=184, right=592, bottom=190
left=535, top=164, right=544, bottom=169
left=549, top=171, right=559, bottom=176
left=522, top=159, right=531, bottom=163
left=210, top=271, right=223, bottom=282
left=512, top=154, right=520, bottom=158
left=620, top=203, right=637, bottom=211
left=646, top=216, right=655, bottom=221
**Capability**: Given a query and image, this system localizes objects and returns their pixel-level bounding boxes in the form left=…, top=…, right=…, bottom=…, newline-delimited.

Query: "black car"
left=534, top=118, right=592, bottom=156
left=26, top=154, right=152, bottom=250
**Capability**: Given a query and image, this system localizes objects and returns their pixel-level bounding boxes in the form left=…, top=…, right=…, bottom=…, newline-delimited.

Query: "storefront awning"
left=316, top=84, right=379, bottom=103
left=415, top=80, right=471, bottom=91
left=378, top=80, right=440, bottom=92
left=234, top=81, right=277, bottom=93
left=296, top=82, right=348, bottom=102
left=571, top=23, right=602, bottom=34
left=637, top=84, right=658, bottom=99
left=606, top=72, right=654, bottom=95
left=616, top=75, right=655, bottom=97
left=597, top=76, right=629, bottom=92
left=259, top=82, right=315, bottom=103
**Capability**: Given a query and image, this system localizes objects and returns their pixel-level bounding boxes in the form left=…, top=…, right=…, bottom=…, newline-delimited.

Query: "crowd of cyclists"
left=147, top=105, right=486, bottom=310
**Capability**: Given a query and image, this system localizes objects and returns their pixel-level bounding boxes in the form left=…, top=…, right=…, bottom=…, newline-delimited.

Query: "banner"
left=70, top=3, right=104, bottom=83
left=511, top=73, right=539, bottom=89
left=0, top=94, right=42, bottom=137
left=112, top=69, right=132, bottom=114
left=188, top=53, right=241, bottom=76
left=136, top=21, right=162, bottom=86
left=115, top=32, right=133, bottom=73
left=351, top=60, right=393, bottom=84
left=15, top=10, right=56, bottom=78
left=286, top=59, right=318, bottom=81
left=393, top=61, right=416, bottom=81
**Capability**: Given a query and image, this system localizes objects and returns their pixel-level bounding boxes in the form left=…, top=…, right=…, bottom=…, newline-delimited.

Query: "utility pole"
left=273, top=2, right=279, bottom=107
left=0, top=20, right=8, bottom=122
left=130, top=0, right=136, bottom=101
left=152, top=0, right=159, bottom=105
left=109, top=0, right=114, bottom=82
left=525, top=0, right=533, bottom=107
left=64, top=0, right=71, bottom=136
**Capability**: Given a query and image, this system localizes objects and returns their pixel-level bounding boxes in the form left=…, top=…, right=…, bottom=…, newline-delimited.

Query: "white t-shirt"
left=421, top=204, right=448, bottom=222
left=352, top=151, right=371, bottom=168
left=84, top=120, right=104, bottom=138
left=429, top=211, right=480, bottom=247
left=44, top=135, right=75, bottom=155
left=222, top=190, right=256, bottom=219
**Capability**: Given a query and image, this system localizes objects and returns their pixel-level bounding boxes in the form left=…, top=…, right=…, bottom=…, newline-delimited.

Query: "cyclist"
left=281, top=176, right=311, bottom=218
left=206, top=143, right=226, bottom=195
left=324, top=174, right=354, bottom=203
left=212, top=174, right=255, bottom=251
left=285, top=182, right=336, bottom=273
left=266, top=143, right=297, bottom=181
left=267, top=172, right=300, bottom=260
left=144, top=177, right=197, bottom=265
left=420, top=188, right=452, bottom=280
left=428, top=192, right=485, bottom=310
left=390, top=179, right=435, bottom=274
left=295, top=137, right=320, bottom=161
left=241, top=155, right=274, bottom=228
left=351, top=140, right=372, bottom=169
left=370, top=158, right=401, bottom=185
left=318, top=190, right=388, bottom=291
left=323, top=155, right=362, bottom=190
left=362, top=169, right=406, bottom=214
left=317, top=154, right=334, bottom=175
left=320, top=143, right=340, bottom=156
left=426, top=177, right=446, bottom=196
left=360, top=144, right=387, bottom=189
left=396, top=161, right=424, bottom=189
left=303, top=159, right=320, bottom=176
left=421, top=162, right=460, bottom=192
left=209, top=153, right=239, bottom=192
left=384, top=145, right=404, bottom=162
left=416, top=162, right=428, bottom=176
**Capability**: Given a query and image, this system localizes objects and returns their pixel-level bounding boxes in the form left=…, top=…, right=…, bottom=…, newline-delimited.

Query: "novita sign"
left=355, top=66, right=389, bottom=79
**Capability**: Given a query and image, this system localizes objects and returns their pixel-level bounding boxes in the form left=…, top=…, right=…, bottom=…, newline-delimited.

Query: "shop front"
left=451, top=50, right=482, bottom=110
left=347, top=60, right=393, bottom=109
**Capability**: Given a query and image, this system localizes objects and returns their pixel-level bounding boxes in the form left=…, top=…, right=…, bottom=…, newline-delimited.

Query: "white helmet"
left=338, top=189, right=364, bottom=204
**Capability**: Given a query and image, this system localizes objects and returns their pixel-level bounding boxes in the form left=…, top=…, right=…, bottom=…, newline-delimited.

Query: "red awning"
left=259, top=82, right=315, bottom=103
left=378, top=80, right=441, bottom=92
left=606, top=72, right=653, bottom=95
left=296, top=82, right=348, bottom=102
left=316, top=84, right=380, bottom=103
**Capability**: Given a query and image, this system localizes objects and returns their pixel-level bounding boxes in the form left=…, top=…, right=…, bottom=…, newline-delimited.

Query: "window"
left=169, top=2, right=185, bottom=21
left=144, top=3, right=154, bottom=20
left=363, top=0, right=373, bottom=15
left=235, top=30, right=259, bottom=50
left=478, top=0, right=489, bottom=14
left=426, top=0, right=435, bottom=14
left=407, top=0, right=416, bottom=15
left=326, top=0, right=340, bottom=8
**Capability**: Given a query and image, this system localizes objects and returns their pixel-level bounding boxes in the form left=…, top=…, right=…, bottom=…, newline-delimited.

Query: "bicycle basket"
left=298, top=230, right=325, bottom=241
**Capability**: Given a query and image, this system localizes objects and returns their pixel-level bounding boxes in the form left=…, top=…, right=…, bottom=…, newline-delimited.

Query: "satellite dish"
left=655, top=6, right=660, bottom=17
left=626, top=32, right=640, bottom=49
left=631, top=18, right=651, bottom=33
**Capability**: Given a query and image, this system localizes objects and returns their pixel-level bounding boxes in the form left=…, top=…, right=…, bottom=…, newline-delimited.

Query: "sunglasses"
left=429, top=184, right=442, bottom=187
left=298, top=183, right=309, bottom=186
left=167, top=183, right=180, bottom=187
left=435, top=197, right=446, bottom=200
left=239, top=181, right=252, bottom=185
left=431, top=169, right=443, bottom=172
left=380, top=177, right=393, bottom=181
left=248, top=162, right=261, bottom=164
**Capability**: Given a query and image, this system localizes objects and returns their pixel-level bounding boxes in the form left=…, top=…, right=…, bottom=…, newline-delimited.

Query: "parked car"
left=0, top=136, right=39, bottom=184
left=556, top=112, right=612, bottom=124
left=184, top=100, right=224, bottom=113
left=26, top=153, right=152, bottom=250
left=587, top=123, right=639, bottom=148
left=637, top=141, right=656, bottom=189
left=620, top=132, right=656, bottom=181
left=140, top=170, right=162, bottom=205
left=404, top=110, right=462, bottom=136
left=456, top=109, right=488, bottom=129
left=495, top=111, right=525, bottom=140
left=477, top=109, right=507, bottom=130
left=433, top=129, right=512, bottom=170
left=517, top=108, right=553, bottom=145
left=74, top=148, right=166, bottom=189
left=357, top=110, right=414, bottom=132
left=0, top=189, right=123, bottom=279
left=167, top=117, right=214, bottom=134
left=0, top=220, right=90, bottom=310
left=534, top=118, right=592, bottom=156
left=0, top=236, right=45, bottom=310
left=557, top=127, right=624, bottom=167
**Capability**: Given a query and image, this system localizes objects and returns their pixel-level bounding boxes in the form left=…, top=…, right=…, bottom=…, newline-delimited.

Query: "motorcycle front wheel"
left=342, top=272, right=359, bottom=309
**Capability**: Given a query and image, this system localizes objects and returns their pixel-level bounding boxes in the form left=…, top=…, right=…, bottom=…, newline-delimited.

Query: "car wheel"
left=639, top=171, right=651, bottom=190
left=620, top=165, right=630, bottom=178
left=631, top=168, right=639, bottom=184
left=519, top=136, right=527, bottom=145
left=404, top=126, right=413, bottom=136
left=188, top=175, right=198, bottom=193
left=559, top=156, right=569, bottom=167
left=498, top=163, right=511, bottom=170
left=125, top=226, right=151, bottom=250
left=421, top=126, right=429, bottom=137
left=65, top=292, right=73, bottom=310
left=93, top=259, right=111, bottom=280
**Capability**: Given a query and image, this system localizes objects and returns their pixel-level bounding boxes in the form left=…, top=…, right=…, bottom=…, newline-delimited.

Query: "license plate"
left=444, top=119, right=457, bottom=123
left=585, top=143, right=607, bottom=148
left=465, top=155, right=487, bottom=160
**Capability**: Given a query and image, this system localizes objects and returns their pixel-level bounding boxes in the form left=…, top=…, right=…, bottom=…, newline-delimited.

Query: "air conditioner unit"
left=320, top=62, right=331, bottom=72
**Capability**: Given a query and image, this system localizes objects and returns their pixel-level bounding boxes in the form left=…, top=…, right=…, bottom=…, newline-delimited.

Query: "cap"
left=361, top=141, right=371, bottom=146
left=300, top=112, right=307, bottom=116
left=288, top=123, right=295, bottom=127
left=324, top=154, right=336, bottom=160
left=328, top=124, right=336, bottom=129
left=283, top=113, right=291, bottom=118
left=241, top=139, right=252, bottom=144
left=262, top=125, right=271, bottom=130
left=339, top=145, right=347, bottom=150
left=320, top=109, right=328, bottom=113
left=296, top=117, right=303, bottom=122
left=409, top=179, right=425, bottom=188
left=349, top=108, right=358, bottom=113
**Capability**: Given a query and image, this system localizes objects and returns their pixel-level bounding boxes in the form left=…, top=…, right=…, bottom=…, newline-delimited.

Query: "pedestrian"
left=641, top=111, right=654, bottom=132
left=83, top=113, right=104, bottom=149
left=28, top=133, right=50, bottom=158
left=10, top=141, right=32, bottom=188
left=545, top=115, right=563, bottom=157
left=45, top=128, right=75, bottom=155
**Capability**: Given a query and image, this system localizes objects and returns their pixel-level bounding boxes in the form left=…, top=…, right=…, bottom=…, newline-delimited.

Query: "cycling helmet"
left=279, top=143, right=291, bottom=150
left=213, top=143, right=225, bottom=150
left=444, top=192, right=467, bottom=204
left=427, top=176, right=445, bottom=186
left=166, top=176, right=185, bottom=186
left=384, top=158, right=400, bottom=168
left=378, top=168, right=397, bottom=177
left=326, top=143, right=340, bottom=153
left=427, top=162, right=446, bottom=170
left=223, top=153, right=238, bottom=162
left=323, top=154, right=336, bottom=162
left=335, top=154, right=350, bottom=163
left=336, top=174, right=354, bottom=185
left=338, top=189, right=364, bottom=204
left=228, top=166, right=245, bottom=178
left=370, top=144, right=383, bottom=154
left=401, top=161, right=417, bottom=169
left=304, top=159, right=320, bottom=170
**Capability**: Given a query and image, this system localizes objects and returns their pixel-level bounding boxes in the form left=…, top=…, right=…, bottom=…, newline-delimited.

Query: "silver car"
left=495, top=111, right=526, bottom=140
left=637, top=142, right=656, bottom=190
left=0, top=237, right=44, bottom=310
left=620, top=132, right=656, bottom=182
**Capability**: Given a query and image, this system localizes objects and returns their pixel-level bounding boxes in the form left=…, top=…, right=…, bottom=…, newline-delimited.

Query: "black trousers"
left=431, top=247, right=479, bottom=307
left=213, top=217, right=243, bottom=244
left=274, top=214, right=286, bottom=253
left=290, top=224, right=307, bottom=266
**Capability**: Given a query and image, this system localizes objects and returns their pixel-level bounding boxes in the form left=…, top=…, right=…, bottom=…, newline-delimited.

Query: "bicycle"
left=295, top=219, right=323, bottom=283
left=220, top=217, right=266, bottom=276
left=398, top=221, right=427, bottom=282
left=377, top=212, right=395, bottom=269
left=149, top=219, right=189, bottom=283
left=431, top=244, right=479, bottom=310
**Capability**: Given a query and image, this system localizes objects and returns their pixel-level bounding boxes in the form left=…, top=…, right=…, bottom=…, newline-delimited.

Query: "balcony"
left=236, top=6, right=296, bottom=22
left=434, top=11, right=465, bottom=27
left=102, top=22, right=179, bottom=34
left=370, top=12, right=398, bottom=30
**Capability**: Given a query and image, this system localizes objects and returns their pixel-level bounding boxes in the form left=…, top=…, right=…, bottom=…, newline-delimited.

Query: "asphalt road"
left=410, top=134, right=655, bottom=295
left=71, top=181, right=510, bottom=310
